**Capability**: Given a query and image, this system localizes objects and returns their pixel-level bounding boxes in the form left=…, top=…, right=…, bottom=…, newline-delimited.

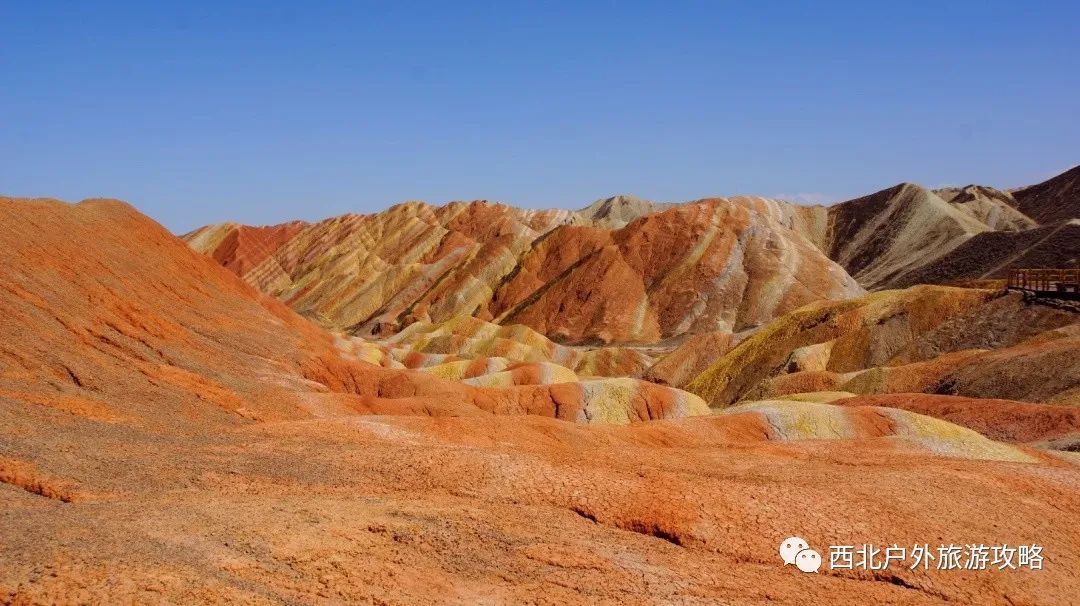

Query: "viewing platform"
left=1008, top=268, right=1080, bottom=300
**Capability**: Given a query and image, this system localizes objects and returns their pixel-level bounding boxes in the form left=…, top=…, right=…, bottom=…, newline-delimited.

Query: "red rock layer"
left=834, top=393, right=1080, bottom=444
left=186, top=221, right=308, bottom=276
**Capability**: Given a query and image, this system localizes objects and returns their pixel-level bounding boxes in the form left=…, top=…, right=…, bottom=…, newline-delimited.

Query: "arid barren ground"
left=2, top=168, right=1079, bottom=604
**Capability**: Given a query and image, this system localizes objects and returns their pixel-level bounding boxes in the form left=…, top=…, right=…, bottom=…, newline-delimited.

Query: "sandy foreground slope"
left=2, top=197, right=1079, bottom=604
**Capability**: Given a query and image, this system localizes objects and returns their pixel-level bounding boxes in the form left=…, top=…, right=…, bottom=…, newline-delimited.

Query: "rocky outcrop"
left=685, top=286, right=1080, bottom=407
left=643, top=331, right=735, bottom=388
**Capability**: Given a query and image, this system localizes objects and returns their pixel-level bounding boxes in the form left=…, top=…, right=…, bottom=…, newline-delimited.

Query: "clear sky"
left=2, top=1, right=1077, bottom=233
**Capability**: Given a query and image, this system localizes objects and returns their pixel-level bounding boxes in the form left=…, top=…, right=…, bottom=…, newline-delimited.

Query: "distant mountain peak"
left=576, top=194, right=675, bottom=228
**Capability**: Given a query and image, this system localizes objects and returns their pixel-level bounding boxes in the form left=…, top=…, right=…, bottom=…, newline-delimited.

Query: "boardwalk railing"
left=1008, top=268, right=1080, bottom=298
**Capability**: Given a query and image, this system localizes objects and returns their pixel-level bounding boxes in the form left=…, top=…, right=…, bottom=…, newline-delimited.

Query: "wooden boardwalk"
left=1008, top=268, right=1080, bottom=300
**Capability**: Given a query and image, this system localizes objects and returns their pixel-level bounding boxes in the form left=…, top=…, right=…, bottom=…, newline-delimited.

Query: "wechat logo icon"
left=780, top=536, right=822, bottom=573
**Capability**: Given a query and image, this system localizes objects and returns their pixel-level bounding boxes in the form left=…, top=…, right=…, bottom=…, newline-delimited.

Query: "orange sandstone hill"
left=0, top=198, right=708, bottom=429
left=185, top=196, right=863, bottom=344
left=5, top=196, right=1080, bottom=603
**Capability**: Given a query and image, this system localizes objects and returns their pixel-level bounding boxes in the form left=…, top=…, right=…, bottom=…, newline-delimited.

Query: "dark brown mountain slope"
left=823, top=183, right=989, bottom=289
left=897, top=219, right=1080, bottom=286
left=1011, top=164, right=1080, bottom=224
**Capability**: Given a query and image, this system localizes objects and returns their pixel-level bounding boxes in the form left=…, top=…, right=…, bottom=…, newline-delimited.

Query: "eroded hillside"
left=4, top=196, right=1080, bottom=603
left=186, top=197, right=863, bottom=343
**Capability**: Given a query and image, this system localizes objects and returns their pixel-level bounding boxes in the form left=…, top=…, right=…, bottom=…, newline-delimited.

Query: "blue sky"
left=2, top=1, right=1077, bottom=232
